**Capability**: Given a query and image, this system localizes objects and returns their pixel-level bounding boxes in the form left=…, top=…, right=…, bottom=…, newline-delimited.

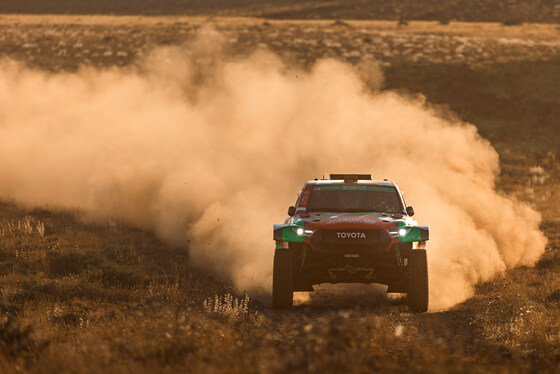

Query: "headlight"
left=291, top=227, right=314, bottom=237
left=389, top=228, right=412, bottom=237
left=399, top=228, right=411, bottom=237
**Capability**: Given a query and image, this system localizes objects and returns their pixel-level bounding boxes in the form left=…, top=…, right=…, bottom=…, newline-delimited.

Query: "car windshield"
left=306, top=185, right=404, bottom=213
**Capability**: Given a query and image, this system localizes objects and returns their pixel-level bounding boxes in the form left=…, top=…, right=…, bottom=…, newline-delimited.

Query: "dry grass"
left=0, top=14, right=559, bottom=373
left=0, top=191, right=558, bottom=373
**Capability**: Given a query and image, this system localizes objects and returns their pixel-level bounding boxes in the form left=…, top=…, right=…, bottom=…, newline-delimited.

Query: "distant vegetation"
left=0, top=0, right=559, bottom=23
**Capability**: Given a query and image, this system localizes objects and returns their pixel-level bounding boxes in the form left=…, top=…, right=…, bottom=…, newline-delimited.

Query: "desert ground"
left=1, top=5, right=560, bottom=373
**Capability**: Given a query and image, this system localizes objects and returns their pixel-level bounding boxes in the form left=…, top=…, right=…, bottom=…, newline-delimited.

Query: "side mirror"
left=406, top=206, right=415, bottom=216
left=288, top=206, right=296, bottom=217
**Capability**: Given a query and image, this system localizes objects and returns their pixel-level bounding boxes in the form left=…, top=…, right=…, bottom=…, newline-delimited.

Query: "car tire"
left=407, top=249, right=428, bottom=313
left=272, top=248, right=294, bottom=309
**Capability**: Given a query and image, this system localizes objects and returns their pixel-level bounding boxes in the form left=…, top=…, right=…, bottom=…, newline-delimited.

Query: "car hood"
left=293, top=212, right=407, bottom=230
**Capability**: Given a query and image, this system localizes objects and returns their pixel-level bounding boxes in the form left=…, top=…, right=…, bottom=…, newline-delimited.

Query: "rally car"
left=272, top=174, right=429, bottom=312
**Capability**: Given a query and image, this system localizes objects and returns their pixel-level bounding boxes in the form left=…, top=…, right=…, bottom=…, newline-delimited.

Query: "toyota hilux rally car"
left=272, top=174, right=429, bottom=312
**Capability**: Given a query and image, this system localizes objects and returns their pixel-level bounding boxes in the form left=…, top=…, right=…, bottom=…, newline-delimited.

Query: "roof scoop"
left=329, top=174, right=372, bottom=182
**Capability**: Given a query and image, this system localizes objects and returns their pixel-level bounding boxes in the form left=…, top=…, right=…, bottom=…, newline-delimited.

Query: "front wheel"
left=407, top=249, right=429, bottom=313
left=272, top=249, right=294, bottom=309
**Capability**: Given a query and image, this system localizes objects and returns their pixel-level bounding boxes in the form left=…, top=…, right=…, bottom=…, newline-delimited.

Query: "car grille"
left=310, top=229, right=391, bottom=253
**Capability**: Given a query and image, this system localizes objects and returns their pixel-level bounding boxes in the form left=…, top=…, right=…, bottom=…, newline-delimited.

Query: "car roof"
left=305, top=179, right=396, bottom=187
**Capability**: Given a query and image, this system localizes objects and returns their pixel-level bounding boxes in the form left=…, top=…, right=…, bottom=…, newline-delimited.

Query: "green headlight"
left=290, top=227, right=314, bottom=237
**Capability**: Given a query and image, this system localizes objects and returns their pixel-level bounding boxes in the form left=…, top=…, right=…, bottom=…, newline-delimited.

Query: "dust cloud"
left=0, top=29, right=547, bottom=310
